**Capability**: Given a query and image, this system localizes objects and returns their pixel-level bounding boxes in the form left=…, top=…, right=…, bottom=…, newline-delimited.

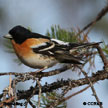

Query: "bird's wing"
left=32, top=38, right=101, bottom=64
left=31, top=38, right=55, bottom=56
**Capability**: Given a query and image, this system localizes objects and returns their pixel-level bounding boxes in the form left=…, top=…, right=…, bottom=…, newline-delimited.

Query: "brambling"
left=4, top=25, right=101, bottom=69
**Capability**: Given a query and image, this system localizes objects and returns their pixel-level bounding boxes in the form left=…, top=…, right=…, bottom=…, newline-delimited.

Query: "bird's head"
left=4, top=25, right=31, bottom=44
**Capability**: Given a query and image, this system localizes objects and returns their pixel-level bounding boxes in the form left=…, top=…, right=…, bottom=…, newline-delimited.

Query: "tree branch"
left=0, top=65, right=71, bottom=78
left=16, top=69, right=108, bottom=100
left=0, top=69, right=107, bottom=106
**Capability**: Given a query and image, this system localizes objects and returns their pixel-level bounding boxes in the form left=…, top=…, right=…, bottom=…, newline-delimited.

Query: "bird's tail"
left=59, top=42, right=102, bottom=64
left=69, top=42, right=102, bottom=49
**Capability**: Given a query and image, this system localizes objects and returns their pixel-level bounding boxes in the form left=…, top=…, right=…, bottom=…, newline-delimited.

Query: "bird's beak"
left=3, top=34, right=13, bottom=39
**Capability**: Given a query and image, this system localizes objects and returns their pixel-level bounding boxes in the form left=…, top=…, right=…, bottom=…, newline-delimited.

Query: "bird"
left=4, top=25, right=101, bottom=70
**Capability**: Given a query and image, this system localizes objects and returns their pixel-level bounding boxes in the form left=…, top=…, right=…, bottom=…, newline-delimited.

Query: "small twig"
left=95, top=45, right=108, bottom=68
left=25, top=77, right=42, bottom=108
left=0, top=72, right=23, bottom=76
left=78, top=66, right=103, bottom=108
left=48, top=81, right=73, bottom=107
left=75, top=5, right=108, bottom=36
left=12, top=79, right=17, bottom=108
left=48, top=85, right=90, bottom=108
left=25, top=79, right=37, bottom=108
left=61, top=80, right=73, bottom=97
left=60, top=85, right=90, bottom=103
left=36, top=79, right=42, bottom=108
left=29, top=100, right=36, bottom=108
left=0, top=96, right=15, bottom=108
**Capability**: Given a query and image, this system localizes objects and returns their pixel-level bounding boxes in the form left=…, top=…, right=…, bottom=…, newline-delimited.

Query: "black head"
left=4, top=25, right=50, bottom=44
left=9, top=25, right=31, bottom=44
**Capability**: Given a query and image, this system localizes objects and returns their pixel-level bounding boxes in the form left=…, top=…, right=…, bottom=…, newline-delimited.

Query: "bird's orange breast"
left=11, top=38, right=50, bottom=58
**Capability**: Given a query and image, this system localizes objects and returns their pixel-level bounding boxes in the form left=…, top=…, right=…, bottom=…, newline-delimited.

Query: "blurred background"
left=0, top=0, right=108, bottom=108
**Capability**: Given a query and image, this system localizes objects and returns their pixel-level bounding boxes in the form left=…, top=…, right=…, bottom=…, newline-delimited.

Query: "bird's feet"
left=35, top=66, right=48, bottom=73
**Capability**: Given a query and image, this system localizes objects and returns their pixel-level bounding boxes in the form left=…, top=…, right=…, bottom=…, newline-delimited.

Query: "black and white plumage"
left=4, top=25, right=101, bottom=69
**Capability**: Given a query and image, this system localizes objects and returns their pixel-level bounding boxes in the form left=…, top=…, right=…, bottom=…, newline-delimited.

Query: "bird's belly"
left=11, top=40, right=58, bottom=69
left=19, top=54, right=58, bottom=69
